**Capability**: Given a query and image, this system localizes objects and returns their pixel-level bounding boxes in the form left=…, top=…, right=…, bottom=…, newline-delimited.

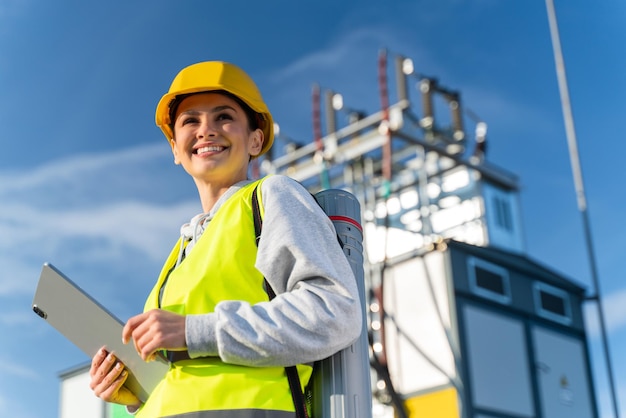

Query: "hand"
left=123, top=309, right=187, bottom=361
left=89, top=347, right=142, bottom=410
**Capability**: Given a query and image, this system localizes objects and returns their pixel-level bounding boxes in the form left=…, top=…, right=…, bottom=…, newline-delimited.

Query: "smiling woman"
left=86, top=61, right=362, bottom=418
left=168, top=93, right=264, bottom=202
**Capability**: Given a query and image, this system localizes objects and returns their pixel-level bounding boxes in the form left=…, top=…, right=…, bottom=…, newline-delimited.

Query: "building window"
left=493, top=196, right=513, bottom=232
left=533, top=282, right=571, bottom=325
left=468, top=256, right=511, bottom=305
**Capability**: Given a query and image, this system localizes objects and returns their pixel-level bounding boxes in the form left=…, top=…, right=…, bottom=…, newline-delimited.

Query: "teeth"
left=197, top=146, right=224, bottom=154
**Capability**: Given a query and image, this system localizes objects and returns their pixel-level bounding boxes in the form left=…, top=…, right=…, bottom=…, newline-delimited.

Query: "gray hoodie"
left=183, top=175, right=362, bottom=367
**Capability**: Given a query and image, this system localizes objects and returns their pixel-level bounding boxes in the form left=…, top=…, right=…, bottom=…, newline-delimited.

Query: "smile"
left=195, top=145, right=225, bottom=154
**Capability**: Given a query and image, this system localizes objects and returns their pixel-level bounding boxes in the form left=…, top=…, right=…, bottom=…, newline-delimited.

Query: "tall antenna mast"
left=545, top=1, right=620, bottom=416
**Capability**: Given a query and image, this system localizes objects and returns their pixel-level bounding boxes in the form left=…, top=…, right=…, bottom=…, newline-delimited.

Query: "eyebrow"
left=179, top=105, right=238, bottom=117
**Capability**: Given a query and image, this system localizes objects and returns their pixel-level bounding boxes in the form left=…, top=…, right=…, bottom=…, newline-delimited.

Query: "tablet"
left=32, top=262, right=169, bottom=403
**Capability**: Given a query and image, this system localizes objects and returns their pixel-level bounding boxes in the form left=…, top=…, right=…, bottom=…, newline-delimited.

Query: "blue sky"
left=1, top=1, right=625, bottom=417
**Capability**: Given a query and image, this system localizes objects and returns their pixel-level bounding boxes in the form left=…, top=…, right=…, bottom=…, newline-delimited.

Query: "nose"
left=196, top=120, right=217, bottom=139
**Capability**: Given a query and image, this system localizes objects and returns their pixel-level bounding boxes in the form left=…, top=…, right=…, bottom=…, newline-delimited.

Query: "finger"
left=129, top=312, right=159, bottom=360
left=132, top=327, right=147, bottom=359
left=100, top=352, right=118, bottom=379
left=90, top=352, right=118, bottom=392
left=137, top=310, right=187, bottom=360
left=107, top=361, right=127, bottom=391
left=93, top=360, right=125, bottom=399
left=90, top=350, right=116, bottom=387
left=134, top=330, right=157, bottom=362
left=89, top=347, right=108, bottom=377
left=140, top=339, right=161, bottom=362
left=122, top=314, right=143, bottom=344
left=135, top=317, right=170, bottom=361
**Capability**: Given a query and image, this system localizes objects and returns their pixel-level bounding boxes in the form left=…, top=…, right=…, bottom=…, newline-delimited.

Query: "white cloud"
left=0, top=142, right=173, bottom=196
left=0, top=258, right=42, bottom=296
left=602, top=289, right=626, bottom=332
left=0, top=143, right=199, bottom=299
left=270, top=25, right=429, bottom=85
left=0, top=359, right=38, bottom=380
left=595, top=381, right=626, bottom=418
left=584, top=288, right=626, bottom=337
left=262, top=25, right=439, bottom=141
left=0, top=141, right=202, bottom=418
left=0, top=198, right=195, bottom=273
left=271, top=28, right=379, bottom=79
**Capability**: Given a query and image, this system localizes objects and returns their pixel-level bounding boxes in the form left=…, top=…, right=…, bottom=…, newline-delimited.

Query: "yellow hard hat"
left=155, top=61, right=274, bottom=156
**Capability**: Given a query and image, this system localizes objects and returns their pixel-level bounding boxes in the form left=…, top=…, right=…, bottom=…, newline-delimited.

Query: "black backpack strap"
left=252, top=184, right=263, bottom=247
left=251, top=184, right=309, bottom=418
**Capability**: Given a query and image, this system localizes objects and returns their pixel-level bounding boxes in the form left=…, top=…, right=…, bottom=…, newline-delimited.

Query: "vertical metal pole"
left=377, top=49, right=409, bottom=418
left=377, top=47, right=392, bottom=366
left=378, top=49, right=392, bottom=190
left=394, top=55, right=409, bottom=103
left=324, top=90, right=338, bottom=135
left=545, top=1, right=620, bottom=417
left=313, top=84, right=331, bottom=189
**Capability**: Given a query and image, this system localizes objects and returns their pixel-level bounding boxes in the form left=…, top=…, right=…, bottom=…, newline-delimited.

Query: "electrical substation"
left=258, top=50, right=599, bottom=418
left=58, top=51, right=601, bottom=418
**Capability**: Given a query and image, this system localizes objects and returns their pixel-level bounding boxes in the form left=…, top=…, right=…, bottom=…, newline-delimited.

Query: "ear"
left=249, top=128, right=264, bottom=157
left=169, top=138, right=181, bottom=165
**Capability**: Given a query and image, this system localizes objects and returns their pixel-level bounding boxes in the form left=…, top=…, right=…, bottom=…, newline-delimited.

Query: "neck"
left=194, top=178, right=248, bottom=213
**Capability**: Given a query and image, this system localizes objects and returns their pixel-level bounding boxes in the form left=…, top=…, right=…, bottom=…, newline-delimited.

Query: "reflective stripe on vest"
left=160, top=410, right=295, bottom=418
left=138, top=179, right=312, bottom=418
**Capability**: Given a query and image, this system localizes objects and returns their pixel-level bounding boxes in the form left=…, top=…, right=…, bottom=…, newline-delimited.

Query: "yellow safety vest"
left=137, top=179, right=312, bottom=418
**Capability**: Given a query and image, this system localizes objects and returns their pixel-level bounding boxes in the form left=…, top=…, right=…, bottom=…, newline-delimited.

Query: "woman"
left=89, top=61, right=362, bottom=417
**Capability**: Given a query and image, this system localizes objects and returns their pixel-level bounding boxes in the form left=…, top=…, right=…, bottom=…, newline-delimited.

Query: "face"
left=170, top=92, right=264, bottom=186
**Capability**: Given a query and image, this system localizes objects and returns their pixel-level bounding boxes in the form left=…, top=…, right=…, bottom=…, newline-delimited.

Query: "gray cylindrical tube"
left=313, top=189, right=372, bottom=418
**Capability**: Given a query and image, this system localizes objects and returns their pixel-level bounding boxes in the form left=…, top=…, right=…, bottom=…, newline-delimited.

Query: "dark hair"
left=168, top=90, right=261, bottom=135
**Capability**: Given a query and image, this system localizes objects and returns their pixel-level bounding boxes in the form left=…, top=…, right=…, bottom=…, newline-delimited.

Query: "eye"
left=215, top=112, right=234, bottom=122
left=180, top=116, right=199, bottom=126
